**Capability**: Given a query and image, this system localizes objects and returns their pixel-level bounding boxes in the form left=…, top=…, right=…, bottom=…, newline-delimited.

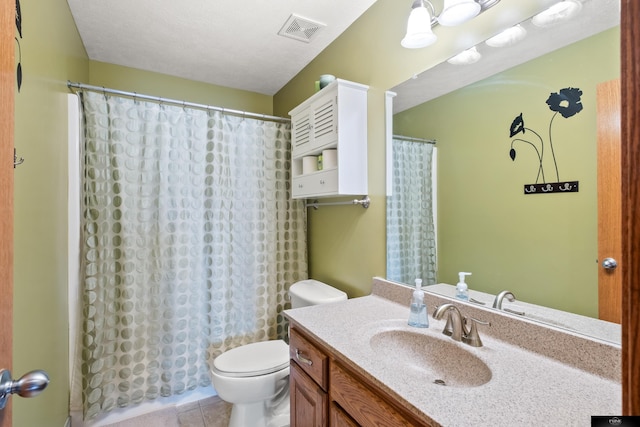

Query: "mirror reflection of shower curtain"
left=74, top=91, right=307, bottom=420
left=387, top=137, right=436, bottom=285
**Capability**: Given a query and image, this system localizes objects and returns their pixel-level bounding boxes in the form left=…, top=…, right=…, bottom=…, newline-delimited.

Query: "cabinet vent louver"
left=278, top=14, right=325, bottom=43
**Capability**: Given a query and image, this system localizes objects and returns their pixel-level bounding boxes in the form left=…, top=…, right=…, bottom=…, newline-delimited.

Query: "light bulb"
left=438, top=0, right=481, bottom=26
left=401, top=5, right=437, bottom=48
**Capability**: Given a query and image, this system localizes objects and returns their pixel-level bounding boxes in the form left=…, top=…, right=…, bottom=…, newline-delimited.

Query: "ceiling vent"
left=278, top=14, right=326, bottom=43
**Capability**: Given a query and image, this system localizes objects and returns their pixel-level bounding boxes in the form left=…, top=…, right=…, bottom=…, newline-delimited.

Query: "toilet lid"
left=213, top=340, right=289, bottom=378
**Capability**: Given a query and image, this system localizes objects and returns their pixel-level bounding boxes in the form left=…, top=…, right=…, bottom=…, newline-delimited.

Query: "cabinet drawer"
left=330, top=362, right=429, bottom=427
left=292, top=169, right=338, bottom=199
left=289, top=328, right=329, bottom=391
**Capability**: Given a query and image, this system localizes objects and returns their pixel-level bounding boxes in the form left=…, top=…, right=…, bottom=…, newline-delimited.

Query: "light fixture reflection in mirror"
left=532, top=0, right=583, bottom=28
left=485, top=24, right=527, bottom=48
left=446, top=46, right=482, bottom=65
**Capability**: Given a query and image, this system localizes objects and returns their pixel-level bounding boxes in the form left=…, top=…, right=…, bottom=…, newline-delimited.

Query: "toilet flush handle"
left=294, top=349, right=313, bottom=366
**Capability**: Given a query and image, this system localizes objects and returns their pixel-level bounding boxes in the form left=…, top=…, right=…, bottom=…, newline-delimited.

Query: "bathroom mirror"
left=388, top=0, right=621, bottom=343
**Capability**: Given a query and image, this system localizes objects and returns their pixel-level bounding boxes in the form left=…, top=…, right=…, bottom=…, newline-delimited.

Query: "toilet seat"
left=213, top=340, right=289, bottom=378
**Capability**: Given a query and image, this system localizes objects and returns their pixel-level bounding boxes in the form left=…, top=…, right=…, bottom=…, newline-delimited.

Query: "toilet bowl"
left=211, top=340, right=290, bottom=427
left=210, top=279, right=347, bottom=427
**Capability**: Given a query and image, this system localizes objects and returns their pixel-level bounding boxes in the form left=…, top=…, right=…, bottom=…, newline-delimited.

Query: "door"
left=597, top=78, right=622, bottom=323
left=0, top=0, right=15, bottom=424
left=621, top=0, right=640, bottom=414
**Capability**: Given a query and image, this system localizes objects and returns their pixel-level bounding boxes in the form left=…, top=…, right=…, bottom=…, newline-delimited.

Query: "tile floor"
left=103, top=396, right=232, bottom=427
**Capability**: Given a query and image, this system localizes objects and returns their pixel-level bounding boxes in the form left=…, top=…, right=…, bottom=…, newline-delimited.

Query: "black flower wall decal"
left=509, top=113, right=525, bottom=138
left=546, top=87, right=583, bottom=118
left=15, top=0, right=22, bottom=92
left=508, top=87, right=583, bottom=186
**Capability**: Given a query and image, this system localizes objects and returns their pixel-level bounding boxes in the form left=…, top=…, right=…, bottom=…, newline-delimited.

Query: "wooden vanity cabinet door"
left=291, top=360, right=328, bottom=427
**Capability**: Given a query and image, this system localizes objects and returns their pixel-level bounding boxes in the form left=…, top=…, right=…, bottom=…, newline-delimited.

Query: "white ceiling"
left=66, top=0, right=378, bottom=95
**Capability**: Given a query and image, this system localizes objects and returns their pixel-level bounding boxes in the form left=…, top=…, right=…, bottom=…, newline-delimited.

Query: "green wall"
left=13, top=1, right=88, bottom=426
left=88, top=61, right=273, bottom=115
left=393, top=28, right=619, bottom=316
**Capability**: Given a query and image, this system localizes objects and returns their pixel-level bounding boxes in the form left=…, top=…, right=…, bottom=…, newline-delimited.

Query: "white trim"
left=385, top=91, right=396, bottom=196
left=432, top=146, right=438, bottom=265
left=67, top=94, right=80, bottom=395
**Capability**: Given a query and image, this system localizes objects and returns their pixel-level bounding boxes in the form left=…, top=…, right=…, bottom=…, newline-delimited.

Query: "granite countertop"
left=284, top=280, right=621, bottom=427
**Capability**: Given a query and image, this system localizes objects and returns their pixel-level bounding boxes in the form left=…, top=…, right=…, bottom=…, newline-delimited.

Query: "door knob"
left=602, top=257, right=618, bottom=270
left=0, top=369, right=50, bottom=410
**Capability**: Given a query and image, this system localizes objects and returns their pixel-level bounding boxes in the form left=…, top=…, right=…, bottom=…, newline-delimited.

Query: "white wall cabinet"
left=289, top=79, right=368, bottom=199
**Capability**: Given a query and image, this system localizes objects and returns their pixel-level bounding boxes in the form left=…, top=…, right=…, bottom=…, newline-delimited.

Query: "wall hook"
left=14, top=148, right=24, bottom=168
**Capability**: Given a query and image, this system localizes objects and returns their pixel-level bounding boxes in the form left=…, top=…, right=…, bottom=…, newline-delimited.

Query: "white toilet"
left=210, top=279, right=347, bottom=427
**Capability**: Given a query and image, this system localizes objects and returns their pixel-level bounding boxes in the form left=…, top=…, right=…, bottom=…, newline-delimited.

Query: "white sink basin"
left=369, top=328, right=492, bottom=388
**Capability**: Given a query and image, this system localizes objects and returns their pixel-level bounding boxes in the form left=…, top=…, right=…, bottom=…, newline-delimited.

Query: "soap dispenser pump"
left=456, top=272, right=472, bottom=301
left=408, top=279, right=429, bottom=328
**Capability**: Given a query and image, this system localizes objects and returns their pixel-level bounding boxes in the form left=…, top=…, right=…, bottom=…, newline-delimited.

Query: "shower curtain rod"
left=66, top=81, right=291, bottom=123
left=392, top=135, right=436, bottom=144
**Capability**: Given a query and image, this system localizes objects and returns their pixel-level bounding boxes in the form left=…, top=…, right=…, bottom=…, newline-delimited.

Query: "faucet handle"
left=462, top=317, right=491, bottom=347
left=441, top=311, right=455, bottom=337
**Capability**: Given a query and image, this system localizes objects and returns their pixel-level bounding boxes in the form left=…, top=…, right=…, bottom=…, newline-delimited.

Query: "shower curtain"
left=386, top=137, right=436, bottom=285
left=75, top=91, right=307, bottom=419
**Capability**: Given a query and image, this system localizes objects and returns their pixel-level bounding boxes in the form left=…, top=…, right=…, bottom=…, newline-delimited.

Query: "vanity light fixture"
left=531, top=0, right=583, bottom=28
left=401, top=0, right=501, bottom=49
left=401, top=0, right=438, bottom=49
left=485, top=24, right=527, bottom=48
left=446, top=46, right=482, bottom=65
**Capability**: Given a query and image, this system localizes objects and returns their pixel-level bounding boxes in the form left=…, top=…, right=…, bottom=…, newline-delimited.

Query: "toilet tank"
left=289, top=279, right=347, bottom=309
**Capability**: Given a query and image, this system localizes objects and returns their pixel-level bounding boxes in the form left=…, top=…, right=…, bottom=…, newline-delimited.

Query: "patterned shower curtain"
left=77, top=91, right=307, bottom=419
left=386, top=137, right=436, bottom=285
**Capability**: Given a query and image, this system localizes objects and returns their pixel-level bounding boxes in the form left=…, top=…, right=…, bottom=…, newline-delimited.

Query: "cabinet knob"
left=319, top=180, right=325, bottom=185
left=298, top=184, right=303, bottom=188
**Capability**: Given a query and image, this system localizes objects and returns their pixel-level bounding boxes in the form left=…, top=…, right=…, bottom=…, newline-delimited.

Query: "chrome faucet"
left=433, top=304, right=465, bottom=341
left=492, top=290, right=516, bottom=310
left=432, top=303, right=490, bottom=347
left=492, top=290, right=525, bottom=316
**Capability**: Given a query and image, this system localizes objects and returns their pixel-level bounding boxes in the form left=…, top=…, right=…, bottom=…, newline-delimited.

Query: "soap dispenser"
left=408, top=279, right=429, bottom=328
left=455, top=272, right=472, bottom=301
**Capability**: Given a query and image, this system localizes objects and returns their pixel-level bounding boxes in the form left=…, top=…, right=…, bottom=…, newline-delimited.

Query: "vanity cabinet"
left=289, top=325, right=432, bottom=427
left=289, top=79, right=368, bottom=199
